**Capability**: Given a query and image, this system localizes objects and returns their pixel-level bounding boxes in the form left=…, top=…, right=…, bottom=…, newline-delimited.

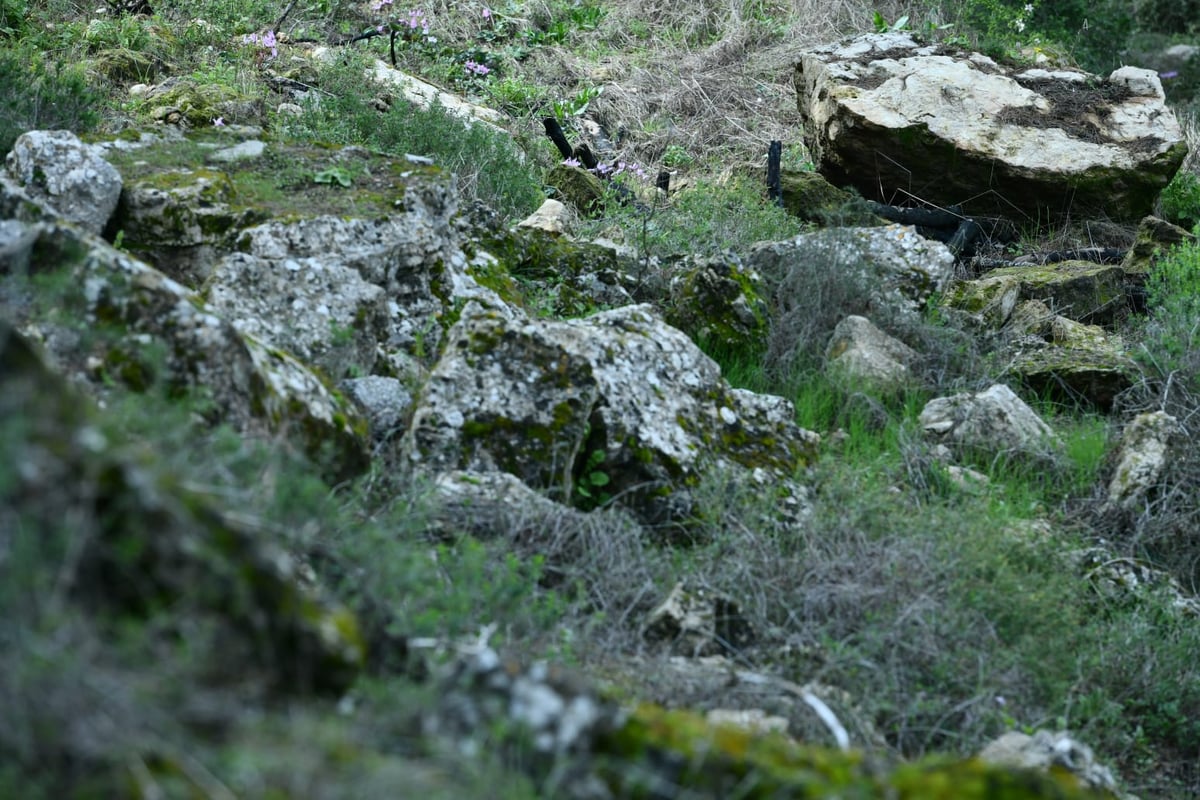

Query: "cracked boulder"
left=401, top=302, right=818, bottom=528
left=796, top=32, right=1187, bottom=223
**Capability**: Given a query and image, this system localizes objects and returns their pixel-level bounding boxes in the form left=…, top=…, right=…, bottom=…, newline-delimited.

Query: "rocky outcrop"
left=402, top=301, right=819, bottom=527
left=3, top=130, right=122, bottom=234
left=796, top=32, right=1187, bottom=224
left=643, top=581, right=754, bottom=657
left=7, top=219, right=370, bottom=482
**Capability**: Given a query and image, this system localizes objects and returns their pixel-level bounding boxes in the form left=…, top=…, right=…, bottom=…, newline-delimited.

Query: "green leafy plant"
left=550, top=84, right=603, bottom=122
left=574, top=447, right=612, bottom=508
left=313, top=166, right=353, bottom=187
left=1159, top=170, right=1200, bottom=232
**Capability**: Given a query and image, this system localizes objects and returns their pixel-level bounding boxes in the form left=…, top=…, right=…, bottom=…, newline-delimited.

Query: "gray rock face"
left=824, top=315, right=917, bottom=393
left=748, top=224, right=955, bottom=323
left=16, top=221, right=369, bottom=481
left=796, top=33, right=1187, bottom=223
left=920, top=383, right=1061, bottom=465
left=3, top=130, right=123, bottom=234
left=403, top=302, right=818, bottom=526
left=339, top=375, right=413, bottom=442
left=207, top=248, right=390, bottom=380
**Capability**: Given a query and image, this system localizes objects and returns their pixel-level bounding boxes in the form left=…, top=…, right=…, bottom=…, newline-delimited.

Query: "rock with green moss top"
left=780, top=169, right=887, bottom=226
left=17, top=220, right=369, bottom=483
left=478, top=225, right=633, bottom=317
left=402, top=301, right=817, bottom=527
left=140, top=78, right=264, bottom=128
left=945, top=261, right=1128, bottom=327
left=0, top=321, right=364, bottom=692
left=600, top=704, right=1117, bottom=799
left=1120, top=214, right=1196, bottom=276
left=548, top=163, right=609, bottom=217
left=660, top=253, right=770, bottom=355
left=1002, top=310, right=1139, bottom=410
left=115, top=167, right=268, bottom=285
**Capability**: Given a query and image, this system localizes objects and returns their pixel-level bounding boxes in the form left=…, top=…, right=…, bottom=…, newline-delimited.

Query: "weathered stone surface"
left=206, top=247, right=390, bottom=380
left=748, top=224, right=955, bottom=320
left=824, top=314, right=917, bottom=393
left=547, top=163, right=608, bottom=217
left=1001, top=301, right=1139, bottom=409
left=643, top=581, right=754, bottom=657
left=1104, top=411, right=1181, bottom=512
left=481, top=224, right=632, bottom=317
left=944, top=261, right=1127, bottom=327
left=17, top=221, right=369, bottom=482
left=1, top=321, right=364, bottom=693
left=402, top=302, right=818, bottom=526
left=978, top=730, right=1118, bottom=794
left=796, top=32, right=1187, bottom=223
left=339, top=375, right=413, bottom=443
left=3, top=130, right=122, bottom=234
left=920, top=384, right=1061, bottom=465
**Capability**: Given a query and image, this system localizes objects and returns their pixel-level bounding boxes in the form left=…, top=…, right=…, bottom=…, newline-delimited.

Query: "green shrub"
left=0, top=45, right=101, bottom=157
left=1159, top=170, right=1200, bottom=232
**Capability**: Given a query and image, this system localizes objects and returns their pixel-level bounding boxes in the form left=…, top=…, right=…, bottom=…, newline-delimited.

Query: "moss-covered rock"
left=597, top=704, right=1115, bottom=799
left=547, top=163, right=608, bottom=217
left=780, top=168, right=887, bottom=226
left=944, top=261, right=1128, bottom=327
left=660, top=253, right=770, bottom=356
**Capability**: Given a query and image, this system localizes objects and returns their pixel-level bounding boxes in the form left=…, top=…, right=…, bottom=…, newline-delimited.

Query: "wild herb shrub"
left=1159, top=171, right=1200, bottom=233
left=0, top=45, right=100, bottom=156
left=1141, top=237, right=1200, bottom=377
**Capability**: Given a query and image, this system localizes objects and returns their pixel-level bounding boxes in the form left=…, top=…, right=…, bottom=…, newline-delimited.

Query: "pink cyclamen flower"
left=482, top=6, right=491, bottom=18
left=1161, top=71, right=1179, bottom=79
left=213, top=117, right=225, bottom=126
left=464, top=60, right=490, bottom=75
left=562, top=157, right=581, bottom=167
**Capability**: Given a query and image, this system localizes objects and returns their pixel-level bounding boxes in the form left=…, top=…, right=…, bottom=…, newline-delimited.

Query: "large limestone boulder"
left=3, top=130, right=122, bottom=234
left=402, top=302, right=818, bottom=527
left=796, top=32, right=1188, bottom=224
left=920, top=383, right=1062, bottom=467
